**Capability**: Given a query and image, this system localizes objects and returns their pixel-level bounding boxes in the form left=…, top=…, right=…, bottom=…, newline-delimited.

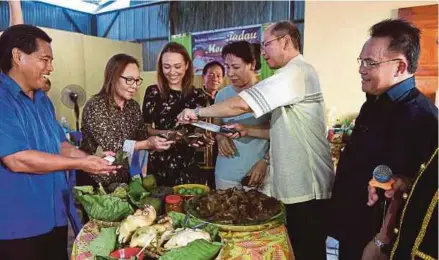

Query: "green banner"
left=171, top=33, right=192, bottom=59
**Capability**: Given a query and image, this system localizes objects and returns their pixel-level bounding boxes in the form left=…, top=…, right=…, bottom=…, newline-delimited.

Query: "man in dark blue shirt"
left=330, top=19, right=438, bottom=260
left=0, top=25, right=119, bottom=260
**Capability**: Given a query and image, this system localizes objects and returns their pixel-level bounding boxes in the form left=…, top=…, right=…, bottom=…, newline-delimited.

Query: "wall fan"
left=61, top=84, right=87, bottom=131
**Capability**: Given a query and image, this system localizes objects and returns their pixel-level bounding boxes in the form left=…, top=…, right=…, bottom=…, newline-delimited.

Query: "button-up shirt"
left=239, top=55, right=335, bottom=204
left=80, top=94, right=148, bottom=186
left=330, top=76, right=438, bottom=242
left=0, top=73, right=68, bottom=239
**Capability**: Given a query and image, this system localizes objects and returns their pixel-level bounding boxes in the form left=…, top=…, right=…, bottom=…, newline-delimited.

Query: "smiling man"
left=0, top=25, right=118, bottom=260
left=329, top=19, right=438, bottom=260
left=177, top=21, right=335, bottom=260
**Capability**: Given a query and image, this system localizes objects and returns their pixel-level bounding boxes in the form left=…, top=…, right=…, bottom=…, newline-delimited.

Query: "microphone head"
left=373, top=165, right=393, bottom=183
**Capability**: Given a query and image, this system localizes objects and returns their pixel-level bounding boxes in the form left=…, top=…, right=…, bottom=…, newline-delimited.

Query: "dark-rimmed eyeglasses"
left=357, top=58, right=402, bottom=69
left=120, top=75, right=143, bottom=86
left=261, top=35, right=285, bottom=49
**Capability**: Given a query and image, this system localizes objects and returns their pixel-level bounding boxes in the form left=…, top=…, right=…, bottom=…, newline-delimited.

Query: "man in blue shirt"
left=0, top=25, right=119, bottom=260
left=329, top=19, right=438, bottom=260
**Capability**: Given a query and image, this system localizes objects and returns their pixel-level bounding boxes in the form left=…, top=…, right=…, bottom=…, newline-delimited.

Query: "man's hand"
left=188, top=133, right=214, bottom=148
left=80, top=155, right=119, bottom=175
left=147, top=136, right=174, bottom=152
left=247, top=159, right=268, bottom=186
left=222, top=123, right=248, bottom=139
left=177, top=108, right=198, bottom=124
left=361, top=238, right=388, bottom=260
left=217, top=135, right=236, bottom=158
left=367, top=177, right=409, bottom=206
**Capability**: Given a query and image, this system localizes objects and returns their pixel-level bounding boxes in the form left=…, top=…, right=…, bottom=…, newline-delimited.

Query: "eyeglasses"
left=120, top=75, right=143, bottom=86
left=357, top=58, right=402, bottom=69
left=261, top=35, right=285, bottom=49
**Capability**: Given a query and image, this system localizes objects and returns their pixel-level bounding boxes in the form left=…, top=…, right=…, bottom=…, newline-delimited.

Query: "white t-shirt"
left=239, top=54, right=335, bottom=204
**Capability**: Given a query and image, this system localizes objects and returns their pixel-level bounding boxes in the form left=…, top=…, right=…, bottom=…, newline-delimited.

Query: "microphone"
left=369, top=165, right=395, bottom=225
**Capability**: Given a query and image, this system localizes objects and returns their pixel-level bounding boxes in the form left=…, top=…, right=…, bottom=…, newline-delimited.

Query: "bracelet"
left=373, top=236, right=391, bottom=254
left=194, top=107, right=202, bottom=118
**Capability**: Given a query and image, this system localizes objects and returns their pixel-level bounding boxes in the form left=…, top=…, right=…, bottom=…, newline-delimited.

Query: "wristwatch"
left=263, top=153, right=270, bottom=165
left=194, top=107, right=202, bottom=118
left=373, top=236, right=391, bottom=254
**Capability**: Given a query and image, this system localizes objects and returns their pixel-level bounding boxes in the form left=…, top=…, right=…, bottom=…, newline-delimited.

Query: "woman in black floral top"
left=78, top=54, right=173, bottom=188
left=142, top=42, right=211, bottom=187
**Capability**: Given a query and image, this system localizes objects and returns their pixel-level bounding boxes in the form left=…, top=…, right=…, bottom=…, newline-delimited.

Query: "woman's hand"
left=222, top=123, right=247, bottom=139
left=188, top=133, right=214, bottom=148
left=146, top=136, right=174, bottom=152
left=246, top=159, right=268, bottom=187
left=216, top=135, right=236, bottom=157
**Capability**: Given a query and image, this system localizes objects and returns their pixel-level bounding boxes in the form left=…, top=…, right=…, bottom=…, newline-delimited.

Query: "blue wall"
left=0, top=1, right=305, bottom=71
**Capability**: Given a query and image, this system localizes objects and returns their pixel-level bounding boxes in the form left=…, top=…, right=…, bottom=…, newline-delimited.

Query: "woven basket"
left=186, top=199, right=286, bottom=232
left=89, top=218, right=120, bottom=228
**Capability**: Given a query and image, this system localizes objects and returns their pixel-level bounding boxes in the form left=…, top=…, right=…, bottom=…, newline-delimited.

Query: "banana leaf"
left=74, top=186, right=134, bottom=222
left=89, top=227, right=117, bottom=257
left=167, top=212, right=219, bottom=241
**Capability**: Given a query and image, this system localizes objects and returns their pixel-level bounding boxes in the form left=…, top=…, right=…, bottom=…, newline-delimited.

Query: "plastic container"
left=165, top=194, right=183, bottom=213
left=109, top=247, right=144, bottom=259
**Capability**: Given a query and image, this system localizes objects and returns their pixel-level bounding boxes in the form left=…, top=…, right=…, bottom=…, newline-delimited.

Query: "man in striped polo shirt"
left=177, top=21, right=335, bottom=260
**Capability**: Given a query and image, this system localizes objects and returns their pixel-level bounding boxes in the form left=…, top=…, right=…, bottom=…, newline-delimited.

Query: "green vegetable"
left=111, top=186, right=128, bottom=199
left=159, top=239, right=222, bottom=260
left=167, top=212, right=218, bottom=239
left=128, top=192, right=161, bottom=213
left=88, top=227, right=117, bottom=257
left=142, top=175, right=157, bottom=191
left=98, top=183, right=107, bottom=195
left=74, top=187, right=134, bottom=222
left=178, top=188, right=186, bottom=195
left=114, top=150, right=128, bottom=165
left=74, top=185, right=94, bottom=194
left=128, top=178, right=148, bottom=200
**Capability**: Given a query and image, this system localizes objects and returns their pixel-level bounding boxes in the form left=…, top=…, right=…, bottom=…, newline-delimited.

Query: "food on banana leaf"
left=129, top=226, right=158, bottom=248
left=94, top=146, right=128, bottom=165
left=189, top=188, right=281, bottom=225
left=163, top=228, right=211, bottom=250
left=117, top=206, right=157, bottom=243
left=159, top=239, right=222, bottom=260
left=104, top=156, right=115, bottom=165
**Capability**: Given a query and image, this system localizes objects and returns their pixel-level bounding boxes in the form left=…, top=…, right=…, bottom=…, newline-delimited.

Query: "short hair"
left=222, top=41, right=261, bottom=70
left=269, top=21, right=302, bottom=52
left=0, top=24, right=52, bottom=73
left=370, top=19, right=421, bottom=74
left=202, top=61, right=225, bottom=77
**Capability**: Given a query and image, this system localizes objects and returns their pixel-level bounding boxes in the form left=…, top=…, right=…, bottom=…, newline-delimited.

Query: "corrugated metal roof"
left=0, top=1, right=92, bottom=34
left=96, top=2, right=168, bottom=40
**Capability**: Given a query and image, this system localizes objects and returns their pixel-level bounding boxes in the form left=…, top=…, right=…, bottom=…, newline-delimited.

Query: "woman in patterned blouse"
left=142, top=42, right=212, bottom=187
left=78, top=54, right=173, bottom=188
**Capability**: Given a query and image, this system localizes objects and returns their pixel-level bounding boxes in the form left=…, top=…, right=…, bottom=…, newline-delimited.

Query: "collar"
left=202, top=86, right=216, bottom=99
left=386, top=76, right=415, bottom=102
left=286, top=54, right=304, bottom=65
left=0, top=73, right=45, bottom=100
left=0, top=73, right=22, bottom=98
